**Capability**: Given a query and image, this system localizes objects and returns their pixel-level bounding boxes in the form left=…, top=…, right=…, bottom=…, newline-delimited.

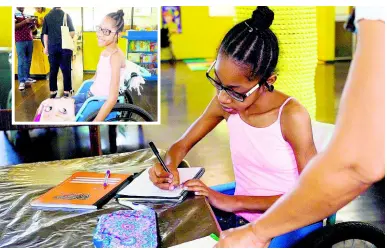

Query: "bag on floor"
left=93, top=209, right=158, bottom=248
left=34, top=98, right=76, bottom=122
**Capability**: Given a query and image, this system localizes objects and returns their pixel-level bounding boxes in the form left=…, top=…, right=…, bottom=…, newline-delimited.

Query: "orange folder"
left=31, top=171, right=132, bottom=210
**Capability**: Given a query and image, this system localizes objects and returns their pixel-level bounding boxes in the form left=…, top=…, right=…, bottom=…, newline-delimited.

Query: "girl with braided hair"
left=72, top=9, right=126, bottom=121
left=149, top=6, right=317, bottom=230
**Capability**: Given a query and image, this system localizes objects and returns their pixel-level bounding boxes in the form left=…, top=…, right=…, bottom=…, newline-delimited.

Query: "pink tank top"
left=90, top=51, right=125, bottom=97
left=227, top=97, right=299, bottom=222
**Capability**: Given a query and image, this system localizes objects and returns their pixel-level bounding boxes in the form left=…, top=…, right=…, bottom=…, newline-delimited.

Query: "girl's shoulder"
left=108, top=49, right=126, bottom=68
left=117, top=48, right=126, bottom=60
left=111, top=49, right=126, bottom=66
left=100, top=49, right=110, bottom=57
left=107, top=48, right=124, bottom=59
left=280, top=97, right=309, bottom=121
left=279, top=97, right=311, bottom=135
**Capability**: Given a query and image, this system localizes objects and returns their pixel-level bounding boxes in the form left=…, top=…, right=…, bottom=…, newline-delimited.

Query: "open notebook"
left=116, top=167, right=204, bottom=202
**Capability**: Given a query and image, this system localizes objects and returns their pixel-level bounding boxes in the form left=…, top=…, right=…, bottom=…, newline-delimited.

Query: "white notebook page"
left=118, top=167, right=203, bottom=198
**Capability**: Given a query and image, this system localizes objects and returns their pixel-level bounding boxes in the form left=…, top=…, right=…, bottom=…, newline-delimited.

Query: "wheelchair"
left=74, top=77, right=154, bottom=122
left=210, top=122, right=385, bottom=248
left=210, top=182, right=385, bottom=248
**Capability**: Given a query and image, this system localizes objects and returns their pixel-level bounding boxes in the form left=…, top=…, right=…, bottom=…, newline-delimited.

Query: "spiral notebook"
left=116, top=167, right=205, bottom=202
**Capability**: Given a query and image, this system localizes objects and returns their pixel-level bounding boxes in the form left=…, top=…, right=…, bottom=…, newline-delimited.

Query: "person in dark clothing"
left=42, top=7, right=75, bottom=98
left=161, top=27, right=177, bottom=65
left=344, top=8, right=356, bottom=33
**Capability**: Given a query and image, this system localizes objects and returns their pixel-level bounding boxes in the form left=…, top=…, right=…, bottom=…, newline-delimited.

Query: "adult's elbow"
left=354, top=161, right=385, bottom=184
left=324, top=144, right=384, bottom=185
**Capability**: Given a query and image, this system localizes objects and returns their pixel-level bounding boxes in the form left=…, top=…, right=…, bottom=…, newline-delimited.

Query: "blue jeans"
left=73, top=91, right=94, bottom=114
left=16, top=41, right=33, bottom=83
left=212, top=206, right=249, bottom=231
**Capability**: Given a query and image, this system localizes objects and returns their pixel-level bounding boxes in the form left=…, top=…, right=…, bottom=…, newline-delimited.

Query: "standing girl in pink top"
left=73, top=10, right=126, bottom=122
left=149, top=6, right=317, bottom=230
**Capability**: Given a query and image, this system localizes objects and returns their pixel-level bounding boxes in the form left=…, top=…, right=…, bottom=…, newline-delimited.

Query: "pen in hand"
left=149, top=141, right=171, bottom=174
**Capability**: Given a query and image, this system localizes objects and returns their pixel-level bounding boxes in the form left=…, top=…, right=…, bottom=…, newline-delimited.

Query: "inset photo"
left=13, top=7, right=159, bottom=124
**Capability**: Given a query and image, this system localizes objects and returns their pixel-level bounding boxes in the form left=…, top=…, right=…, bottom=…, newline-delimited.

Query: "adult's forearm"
left=252, top=153, right=371, bottom=240
left=15, top=20, right=26, bottom=29
left=251, top=20, right=384, bottom=241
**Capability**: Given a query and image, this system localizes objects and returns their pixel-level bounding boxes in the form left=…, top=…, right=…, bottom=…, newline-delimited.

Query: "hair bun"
left=117, top=9, right=124, bottom=18
left=251, top=6, right=274, bottom=30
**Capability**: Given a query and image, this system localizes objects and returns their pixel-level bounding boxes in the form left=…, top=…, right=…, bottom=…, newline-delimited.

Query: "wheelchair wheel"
left=84, top=103, right=154, bottom=122
left=122, top=90, right=135, bottom=119
left=293, top=222, right=385, bottom=248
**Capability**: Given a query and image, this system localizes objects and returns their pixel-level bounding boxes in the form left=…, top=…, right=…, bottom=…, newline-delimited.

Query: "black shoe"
left=50, top=91, right=57, bottom=98
left=63, top=90, right=74, bottom=98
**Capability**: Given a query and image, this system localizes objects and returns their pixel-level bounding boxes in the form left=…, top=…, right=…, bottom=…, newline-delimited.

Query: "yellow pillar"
left=235, top=6, right=318, bottom=120
left=316, top=7, right=335, bottom=62
left=0, top=7, right=12, bottom=47
left=315, top=63, right=335, bottom=124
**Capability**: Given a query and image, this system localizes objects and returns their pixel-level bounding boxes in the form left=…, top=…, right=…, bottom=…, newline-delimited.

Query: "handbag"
left=61, top=12, right=74, bottom=51
left=34, top=98, right=76, bottom=122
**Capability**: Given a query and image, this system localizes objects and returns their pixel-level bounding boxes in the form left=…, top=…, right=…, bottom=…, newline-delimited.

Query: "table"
left=0, top=112, right=103, bottom=157
left=0, top=149, right=220, bottom=247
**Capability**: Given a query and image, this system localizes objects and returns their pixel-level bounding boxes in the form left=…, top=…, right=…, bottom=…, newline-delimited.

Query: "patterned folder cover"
left=93, top=209, right=158, bottom=248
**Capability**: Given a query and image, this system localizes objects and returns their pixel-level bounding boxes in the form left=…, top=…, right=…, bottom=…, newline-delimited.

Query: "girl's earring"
left=265, top=82, right=274, bottom=92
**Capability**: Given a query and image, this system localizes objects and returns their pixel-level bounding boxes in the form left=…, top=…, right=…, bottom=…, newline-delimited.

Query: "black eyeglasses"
left=206, top=60, right=261, bottom=102
left=96, top=26, right=117, bottom=36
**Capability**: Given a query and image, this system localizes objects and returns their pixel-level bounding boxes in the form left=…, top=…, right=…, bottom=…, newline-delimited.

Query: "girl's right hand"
left=148, top=163, right=180, bottom=190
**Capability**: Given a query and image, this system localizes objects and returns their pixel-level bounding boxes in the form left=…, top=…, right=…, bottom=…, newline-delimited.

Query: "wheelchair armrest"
left=210, top=182, right=236, bottom=193
left=75, top=96, right=108, bottom=121
left=76, top=79, right=95, bottom=95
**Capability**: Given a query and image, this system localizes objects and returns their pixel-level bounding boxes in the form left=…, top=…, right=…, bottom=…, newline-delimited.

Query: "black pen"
left=149, top=141, right=172, bottom=174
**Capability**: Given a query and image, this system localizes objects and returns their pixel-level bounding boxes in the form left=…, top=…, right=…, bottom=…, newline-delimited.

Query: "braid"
left=219, top=7, right=279, bottom=88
